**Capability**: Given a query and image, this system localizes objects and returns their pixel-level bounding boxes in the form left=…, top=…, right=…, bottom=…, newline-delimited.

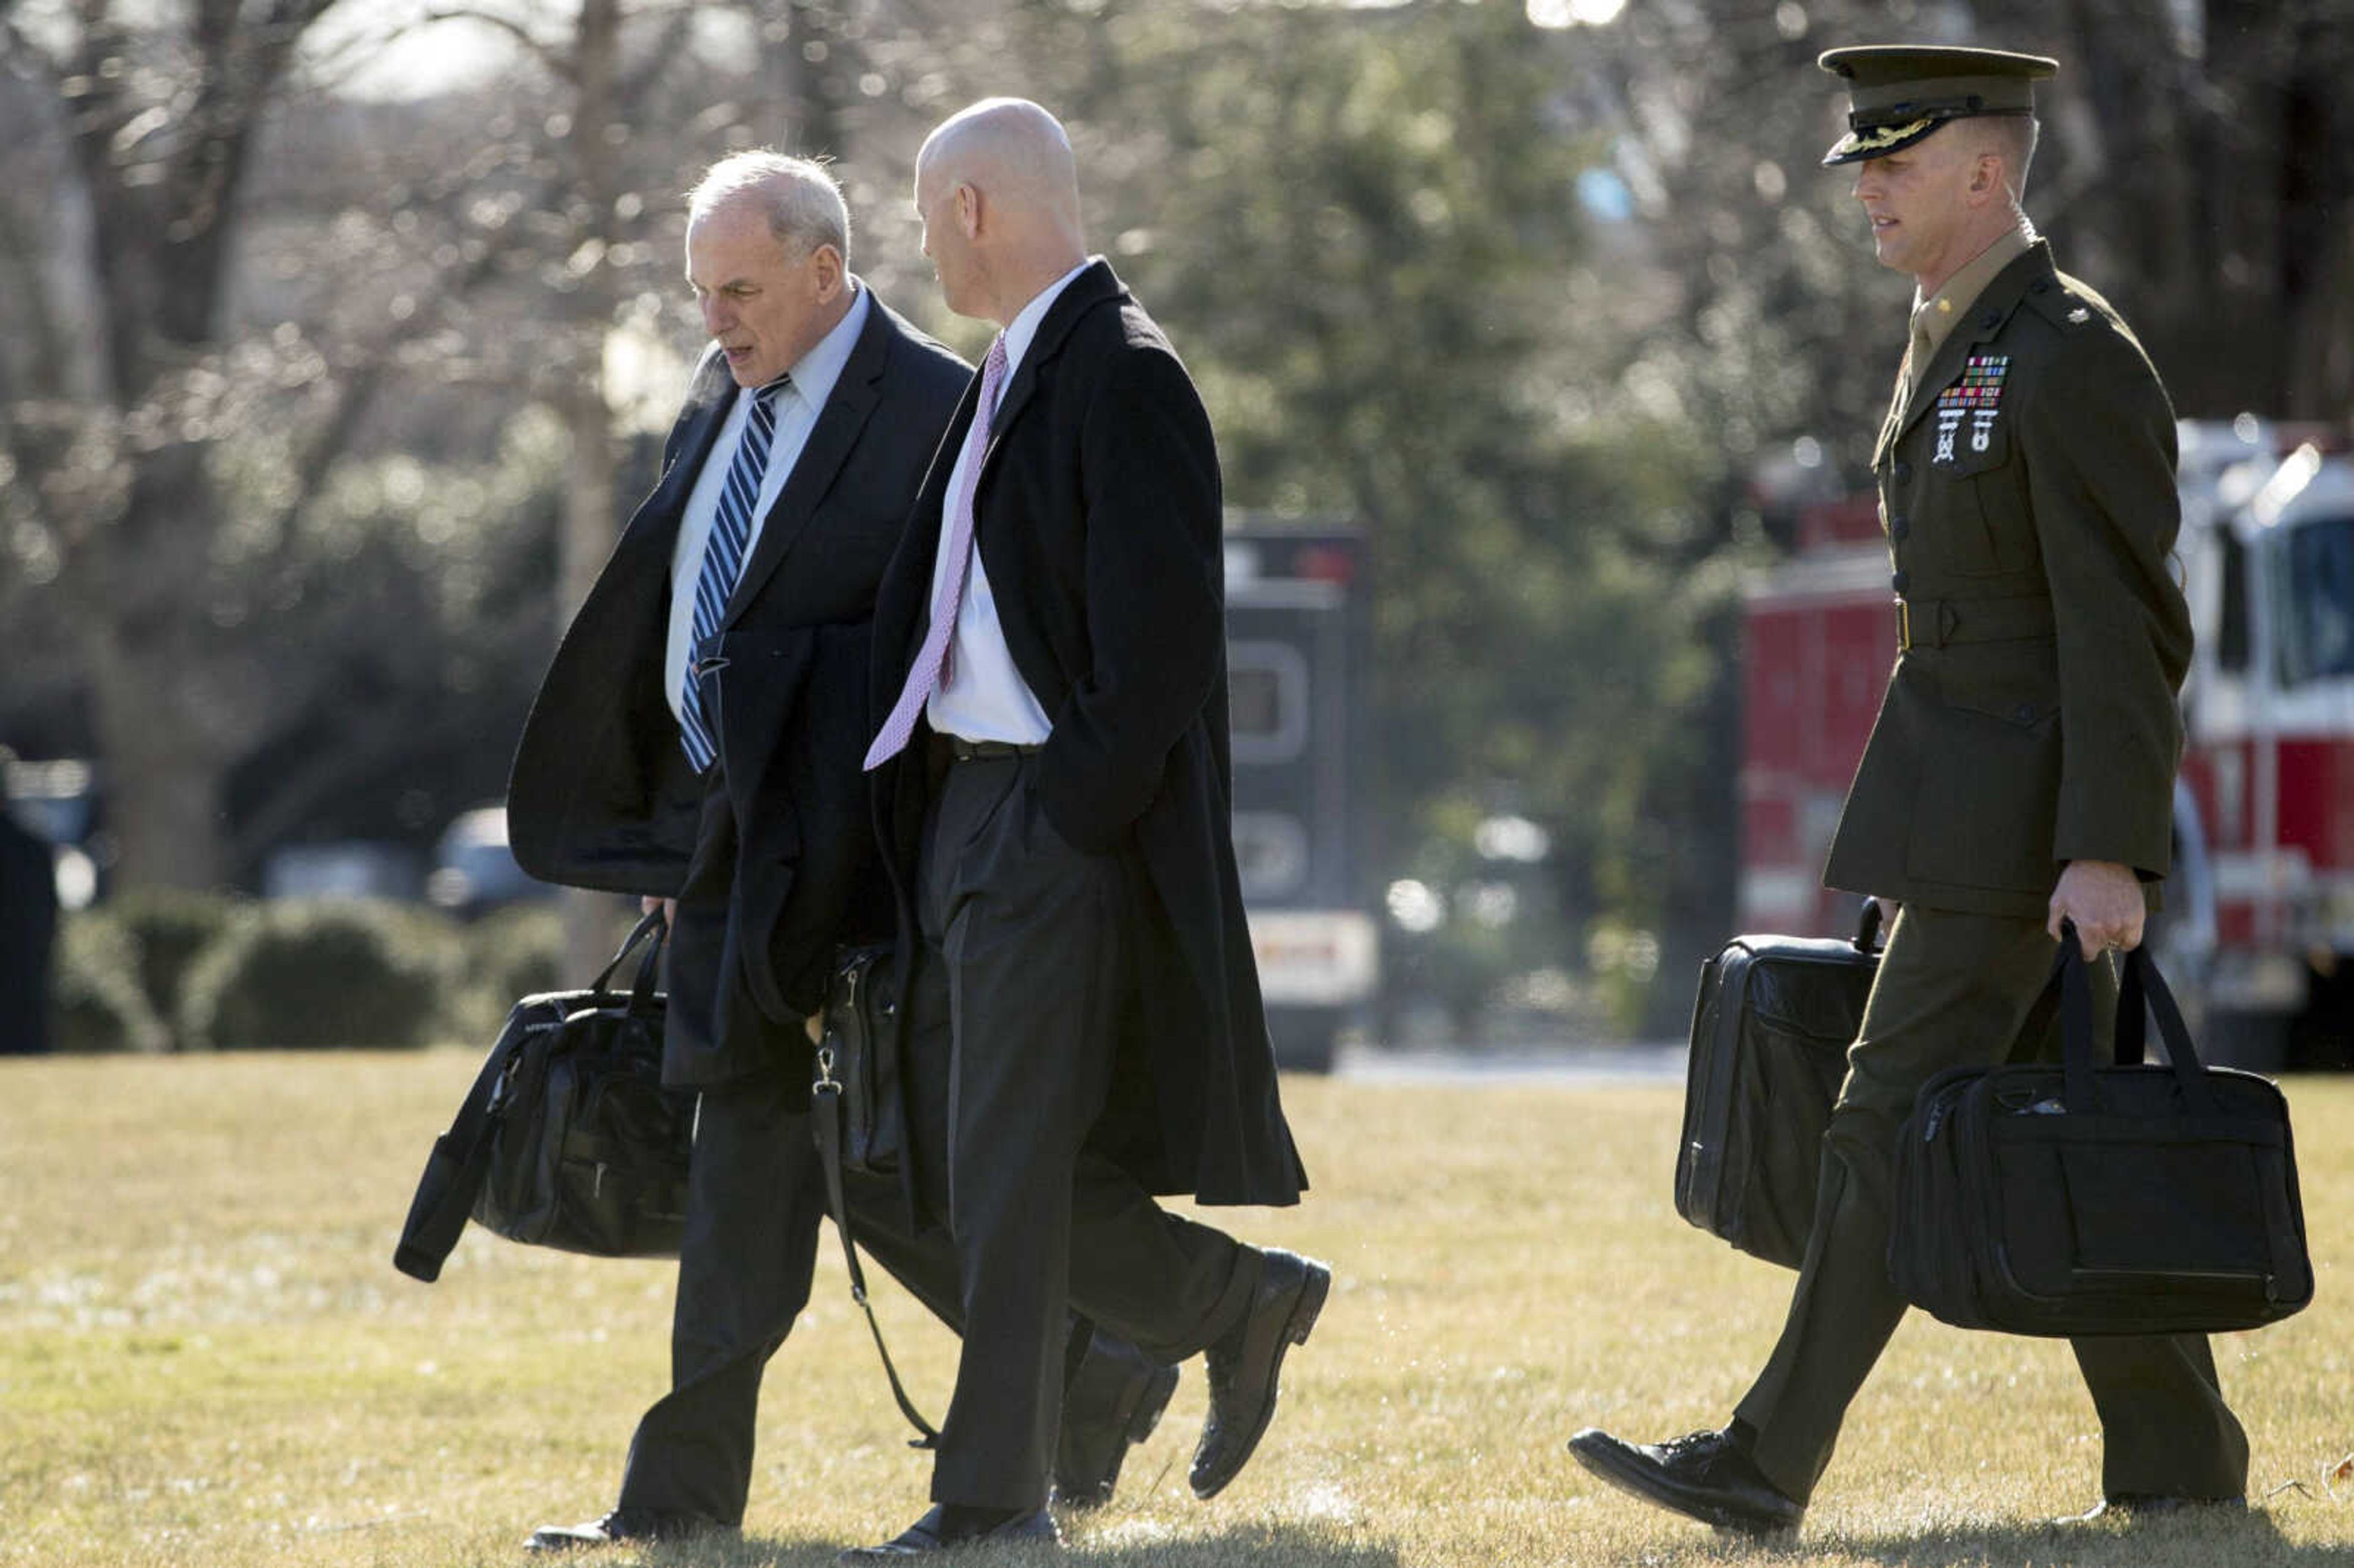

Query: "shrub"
left=107, top=886, right=246, bottom=1048
left=177, top=899, right=468, bottom=1050
left=448, top=903, right=571, bottom=1042
left=51, top=910, right=170, bottom=1054
left=465, top=904, right=568, bottom=1000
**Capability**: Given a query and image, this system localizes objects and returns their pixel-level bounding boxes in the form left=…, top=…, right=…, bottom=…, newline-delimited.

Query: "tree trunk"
left=558, top=0, right=630, bottom=978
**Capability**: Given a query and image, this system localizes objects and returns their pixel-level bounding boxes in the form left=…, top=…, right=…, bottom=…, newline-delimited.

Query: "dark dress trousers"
left=507, top=291, right=985, bottom=1526
left=867, top=261, right=1307, bottom=1510
left=1735, top=243, right=2247, bottom=1504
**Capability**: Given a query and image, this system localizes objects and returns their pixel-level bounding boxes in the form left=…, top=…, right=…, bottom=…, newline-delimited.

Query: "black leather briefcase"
left=1675, top=902, right=1882, bottom=1268
left=1889, top=941, right=2314, bottom=1337
left=394, top=910, right=696, bottom=1282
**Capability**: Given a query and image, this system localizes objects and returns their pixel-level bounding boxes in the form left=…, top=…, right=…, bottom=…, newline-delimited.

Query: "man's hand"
left=2047, top=859, right=2144, bottom=957
left=640, top=895, right=677, bottom=925
left=805, top=1012, right=825, bottom=1046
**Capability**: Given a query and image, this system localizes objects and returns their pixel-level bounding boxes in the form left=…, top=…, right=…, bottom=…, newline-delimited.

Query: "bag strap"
left=810, top=1059, right=940, bottom=1450
left=393, top=1013, right=527, bottom=1282
left=2122, top=945, right=2219, bottom=1096
left=2054, top=925, right=2217, bottom=1116
left=590, top=908, right=669, bottom=1016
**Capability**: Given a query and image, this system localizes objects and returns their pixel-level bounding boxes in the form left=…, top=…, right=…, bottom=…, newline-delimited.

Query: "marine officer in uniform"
left=1567, top=45, right=2249, bottom=1532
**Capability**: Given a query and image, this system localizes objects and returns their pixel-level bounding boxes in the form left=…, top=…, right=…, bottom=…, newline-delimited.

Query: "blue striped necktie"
left=679, top=376, right=788, bottom=771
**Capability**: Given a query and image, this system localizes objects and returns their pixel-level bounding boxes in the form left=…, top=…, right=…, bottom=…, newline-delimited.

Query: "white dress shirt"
left=665, top=283, right=874, bottom=725
left=922, top=261, right=1093, bottom=744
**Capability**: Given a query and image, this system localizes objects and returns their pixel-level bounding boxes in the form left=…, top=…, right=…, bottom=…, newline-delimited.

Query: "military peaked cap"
left=1817, top=45, right=2057, bottom=166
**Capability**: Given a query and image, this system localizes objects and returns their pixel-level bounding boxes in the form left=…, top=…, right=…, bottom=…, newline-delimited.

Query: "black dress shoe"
left=837, top=1504, right=1061, bottom=1563
left=2056, top=1493, right=2249, bottom=1524
left=523, top=1506, right=723, bottom=1553
left=1053, top=1334, right=1181, bottom=1508
left=1190, top=1248, right=1331, bottom=1499
left=1566, top=1426, right=1803, bottom=1536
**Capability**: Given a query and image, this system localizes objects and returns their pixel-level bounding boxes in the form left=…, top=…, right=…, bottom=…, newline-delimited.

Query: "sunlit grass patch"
left=4, top=1055, right=2352, bottom=1566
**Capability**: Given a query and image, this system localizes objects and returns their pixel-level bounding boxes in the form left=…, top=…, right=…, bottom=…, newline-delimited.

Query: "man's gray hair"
left=686, top=151, right=851, bottom=264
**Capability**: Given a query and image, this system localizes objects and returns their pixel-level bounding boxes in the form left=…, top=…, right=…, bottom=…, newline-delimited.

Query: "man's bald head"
left=918, top=98, right=1083, bottom=230
left=913, top=98, right=1089, bottom=326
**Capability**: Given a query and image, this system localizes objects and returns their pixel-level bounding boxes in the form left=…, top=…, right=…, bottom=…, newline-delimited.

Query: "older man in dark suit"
left=507, top=151, right=1175, bottom=1553
left=850, top=101, right=1328, bottom=1561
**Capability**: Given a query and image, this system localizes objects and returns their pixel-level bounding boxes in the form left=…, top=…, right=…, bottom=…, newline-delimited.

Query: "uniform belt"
left=1896, top=595, right=2056, bottom=652
left=945, top=736, right=1043, bottom=762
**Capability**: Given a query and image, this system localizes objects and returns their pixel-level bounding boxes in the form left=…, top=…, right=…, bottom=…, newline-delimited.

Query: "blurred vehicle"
left=1225, top=521, right=1379, bottom=1073
left=2, top=755, right=103, bottom=910
left=264, top=842, right=423, bottom=901
left=2166, top=422, right=2354, bottom=1067
left=1738, top=418, right=2354, bottom=1070
left=427, top=804, right=557, bottom=917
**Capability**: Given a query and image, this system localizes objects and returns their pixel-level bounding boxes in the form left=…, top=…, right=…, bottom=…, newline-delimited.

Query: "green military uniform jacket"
left=1824, top=239, right=2192, bottom=920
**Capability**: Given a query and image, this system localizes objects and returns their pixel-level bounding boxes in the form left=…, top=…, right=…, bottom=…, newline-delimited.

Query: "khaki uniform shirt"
left=1903, top=227, right=2033, bottom=407
left=1823, top=240, right=2192, bottom=919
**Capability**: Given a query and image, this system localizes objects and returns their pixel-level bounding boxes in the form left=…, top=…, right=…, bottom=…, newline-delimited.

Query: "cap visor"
left=1821, top=115, right=1935, bottom=166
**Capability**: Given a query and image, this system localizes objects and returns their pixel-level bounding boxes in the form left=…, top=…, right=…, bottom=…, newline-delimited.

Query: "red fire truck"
left=1739, top=421, right=2354, bottom=1067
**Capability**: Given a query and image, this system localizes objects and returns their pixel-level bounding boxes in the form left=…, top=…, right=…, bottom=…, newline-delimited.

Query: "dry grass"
left=4, top=1051, right=2353, bottom=1567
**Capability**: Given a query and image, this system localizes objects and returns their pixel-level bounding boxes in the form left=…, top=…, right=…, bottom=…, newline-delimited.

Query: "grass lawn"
left=4, top=1050, right=2352, bottom=1567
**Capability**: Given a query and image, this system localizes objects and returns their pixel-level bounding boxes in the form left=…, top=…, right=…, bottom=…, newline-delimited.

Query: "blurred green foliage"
left=177, top=901, right=468, bottom=1051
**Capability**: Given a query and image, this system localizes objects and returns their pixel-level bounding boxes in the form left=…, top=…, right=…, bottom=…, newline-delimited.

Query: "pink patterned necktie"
left=864, top=333, right=1010, bottom=771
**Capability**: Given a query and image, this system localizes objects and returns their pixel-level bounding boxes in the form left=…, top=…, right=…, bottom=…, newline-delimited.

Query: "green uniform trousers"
left=1734, top=904, right=2250, bottom=1504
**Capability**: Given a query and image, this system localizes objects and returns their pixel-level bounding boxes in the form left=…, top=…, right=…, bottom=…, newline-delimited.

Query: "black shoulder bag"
left=812, top=940, right=938, bottom=1447
left=1891, top=935, right=2313, bottom=1336
left=394, top=910, right=694, bottom=1282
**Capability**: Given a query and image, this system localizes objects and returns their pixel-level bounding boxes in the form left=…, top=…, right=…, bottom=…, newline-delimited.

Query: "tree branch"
left=416, top=4, right=575, bottom=83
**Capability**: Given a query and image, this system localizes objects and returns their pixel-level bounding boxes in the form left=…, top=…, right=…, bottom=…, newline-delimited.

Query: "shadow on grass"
left=1783, top=1505, right=2354, bottom=1567
left=659, top=1521, right=1400, bottom=1568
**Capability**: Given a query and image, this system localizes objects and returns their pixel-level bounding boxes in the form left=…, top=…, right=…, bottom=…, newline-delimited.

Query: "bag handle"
left=588, top=907, right=668, bottom=1016
left=810, top=1058, right=940, bottom=1450
left=1851, top=897, right=1886, bottom=954
left=2054, top=923, right=2217, bottom=1116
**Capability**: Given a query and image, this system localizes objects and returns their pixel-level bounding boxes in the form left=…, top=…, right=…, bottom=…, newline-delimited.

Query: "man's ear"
left=810, top=243, right=845, bottom=296
left=956, top=182, right=983, bottom=240
left=1969, top=151, right=2003, bottom=203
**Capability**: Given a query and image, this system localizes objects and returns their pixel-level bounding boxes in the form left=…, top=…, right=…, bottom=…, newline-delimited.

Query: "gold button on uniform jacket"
left=1824, top=240, right=2192, bottom=919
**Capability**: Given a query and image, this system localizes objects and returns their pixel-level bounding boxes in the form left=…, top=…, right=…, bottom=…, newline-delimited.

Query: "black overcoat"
left=509, top=291, right=968, bottom=1090
left=868, top=260, right=1306, bottom=1207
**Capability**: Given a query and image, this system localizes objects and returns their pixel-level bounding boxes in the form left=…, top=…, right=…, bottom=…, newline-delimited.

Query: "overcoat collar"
left=1881, top=239, right=2054, bottom=461
left=979, top=258, right=1122, bottom=470
left=638, top=351, right=738, bottom=536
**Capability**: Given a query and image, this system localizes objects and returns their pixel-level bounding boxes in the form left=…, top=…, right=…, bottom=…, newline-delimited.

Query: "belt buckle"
left=1897, top=598, right=1913, bottom=652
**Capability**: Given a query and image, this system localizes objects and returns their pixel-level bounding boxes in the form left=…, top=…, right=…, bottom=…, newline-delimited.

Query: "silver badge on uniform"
left=1935, top=406, right=1965, bottom=464
left=1932, top=354, right=2010, bottom=466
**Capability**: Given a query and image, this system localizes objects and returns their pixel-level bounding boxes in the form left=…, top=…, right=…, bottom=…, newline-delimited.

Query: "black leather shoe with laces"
left=1566, top=1426, right=1803, bottom=1536
left=1053, top=1335, right=1181, bottom=1509
left=1189, top=1249, right=1331, bottom=1499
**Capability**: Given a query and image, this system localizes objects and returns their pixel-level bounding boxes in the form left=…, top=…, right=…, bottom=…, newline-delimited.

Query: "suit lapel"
left=722, top=295, right=894, bottom=625
left=1893, top=245, right=2050, bottom=444
left=872, top=373, right=980, bottom=709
